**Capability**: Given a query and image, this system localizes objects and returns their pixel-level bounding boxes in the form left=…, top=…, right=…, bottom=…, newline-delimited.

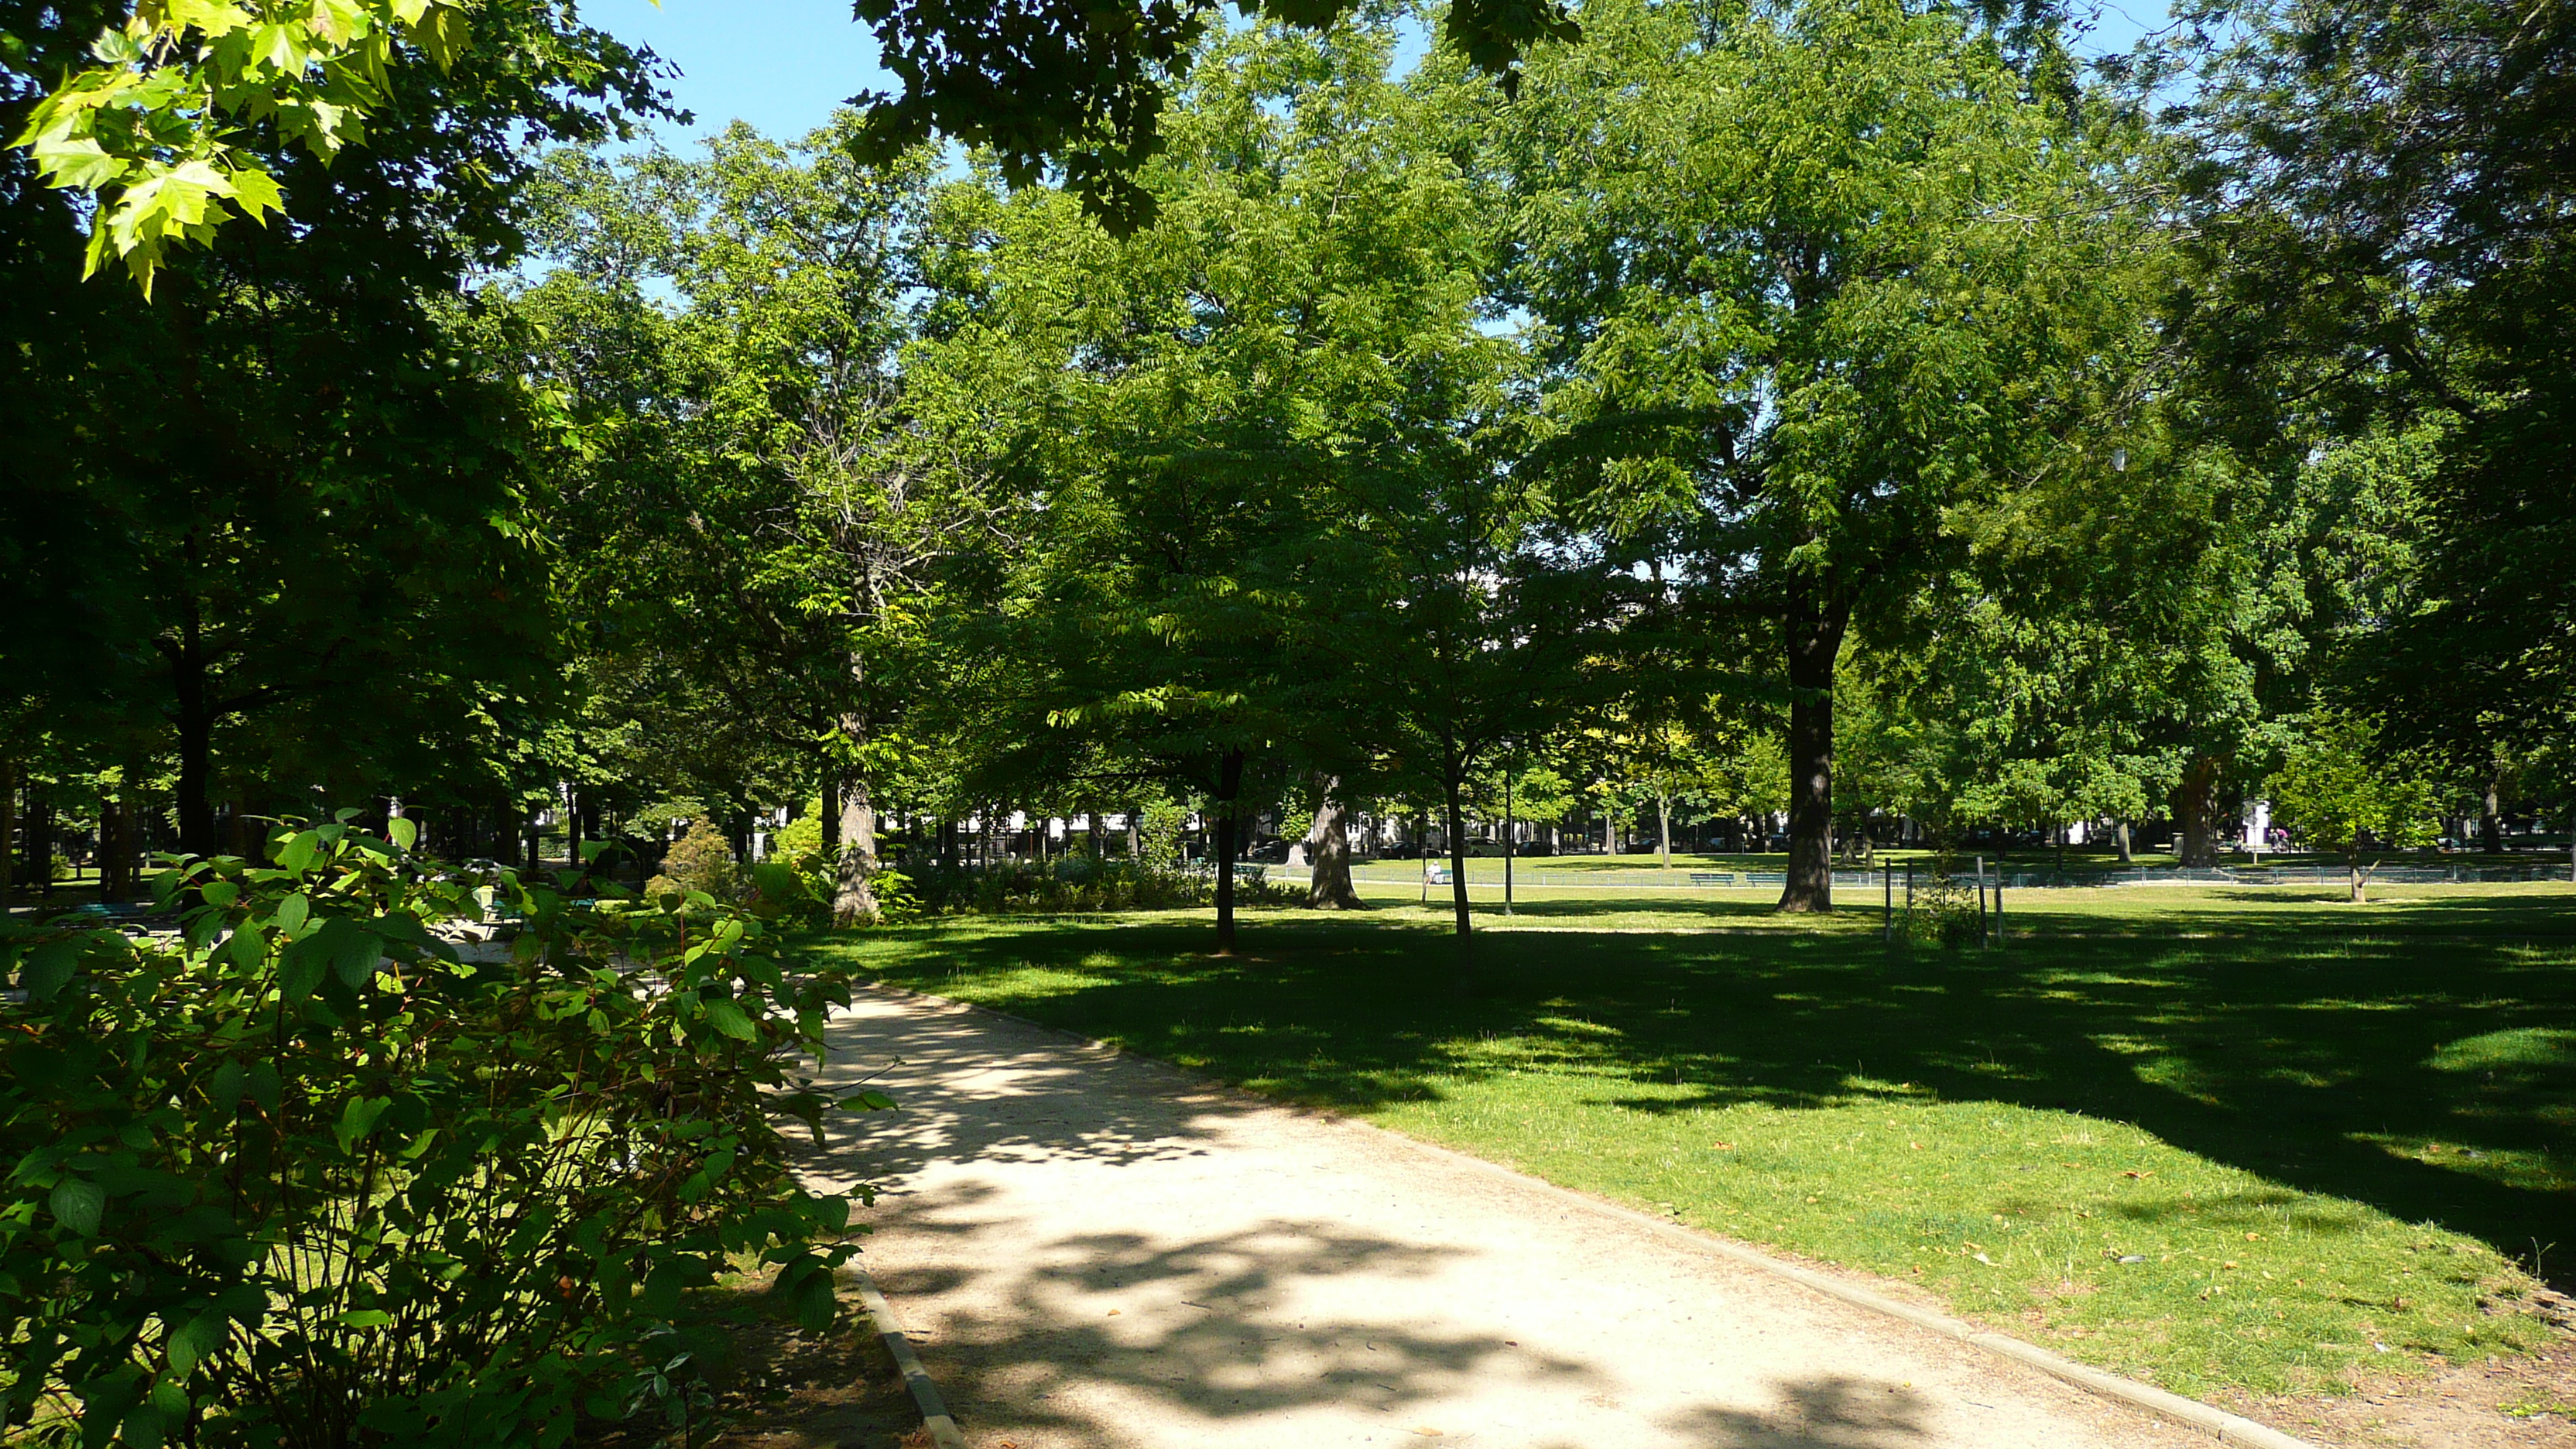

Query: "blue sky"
left=582, top=0, right=896, bottom=145
left=582, top=0, right=2173, bottom=150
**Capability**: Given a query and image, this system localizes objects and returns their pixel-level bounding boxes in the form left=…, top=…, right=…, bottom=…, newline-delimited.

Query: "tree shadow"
left=812, top=899, right=2576, bottom=1288
left=1645, top=1376, right=1936, bottom=1447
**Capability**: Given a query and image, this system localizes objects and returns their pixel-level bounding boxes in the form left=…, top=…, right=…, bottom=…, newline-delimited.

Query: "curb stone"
left=847, top=979, right=2321, bottom=1449
left=842, top=1262, right=970, bottom=1449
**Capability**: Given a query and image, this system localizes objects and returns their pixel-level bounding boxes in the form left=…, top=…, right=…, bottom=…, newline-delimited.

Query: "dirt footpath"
left=803, top=987, right=2215, bottom=1449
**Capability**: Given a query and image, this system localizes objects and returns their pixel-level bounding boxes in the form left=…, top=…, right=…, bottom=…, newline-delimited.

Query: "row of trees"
left=4, top=0, right=2568, bottom=945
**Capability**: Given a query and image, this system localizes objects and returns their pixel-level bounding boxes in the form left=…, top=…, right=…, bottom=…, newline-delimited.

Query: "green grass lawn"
left=800, top=882, right=2576, bottom=1399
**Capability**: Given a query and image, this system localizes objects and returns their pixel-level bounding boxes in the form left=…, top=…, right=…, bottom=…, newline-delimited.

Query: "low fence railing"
left=1304, top=860, right=2574, bottom=891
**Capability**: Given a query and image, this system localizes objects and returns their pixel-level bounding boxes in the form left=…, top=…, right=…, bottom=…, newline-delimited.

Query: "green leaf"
left=703, top=998, right=759, bottom=1041
left=307, top=916, right=382, bottom=986
left=50, top=1177, right=105, bottom=1238
left=838, top=1089, right=899, bottom=1112
left=277, top=938, right=325, bottom=1001
left=245, top=1060, right=283, bottom=1115
left=272, top=892, right=310, bottom=933
left=334, top=1096, right=392, bottom=1153
left=276, top=831, right=319, bottom=873
left=337, top=1309, right=395, bottom=1328
left=793, top=1267, right=837, bottom=1332
left=166, top=1312, right=228, bottom=1376
left=209, top=1060, right=245, bottom=1112
left=387, top=815, right=417, bottom=851
left=23, top=940, right=79, bottom=1000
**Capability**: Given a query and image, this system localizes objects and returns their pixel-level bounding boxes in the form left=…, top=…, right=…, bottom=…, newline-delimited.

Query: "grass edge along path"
left=802, top=894, right=2573, bottom=1404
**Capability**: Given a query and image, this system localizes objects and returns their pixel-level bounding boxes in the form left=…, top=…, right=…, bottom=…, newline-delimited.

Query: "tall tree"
left=2, top=0, right=673, bottom=855
left=2157, top=0, right=2576, bottom=819
left=1495, top=0, right=2150, bottom=909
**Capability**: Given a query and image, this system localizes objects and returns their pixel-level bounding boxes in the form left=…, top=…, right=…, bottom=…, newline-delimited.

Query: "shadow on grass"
left=816, top=893, right=2576, bottom=1289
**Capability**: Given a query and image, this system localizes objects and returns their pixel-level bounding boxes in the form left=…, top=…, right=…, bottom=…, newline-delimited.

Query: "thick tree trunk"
left=1304, top=788, right=1365, bottom=909
left=2479, top=770, right=2502, bottom=855
left=98, top=793, right=123, bottom=903
left=1777, top=587, right=1848, bottom=913
left=1214, top=748, right=1245, bottom=954
left=2115, top=820, right=2133, bottom=864
left=173, top=640, right=218, bottom=858
left=2171, top=755, right=2221, bottom=867
left=1443, top=755, right=1473, bottom=938
left=821, top=766, right=842, bottom=855
left=1656, top=788, right=1672, bottom=869
left=831, top=720, right=881, bottom=927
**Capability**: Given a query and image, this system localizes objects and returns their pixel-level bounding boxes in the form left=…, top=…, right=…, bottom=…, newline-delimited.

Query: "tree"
left=914, top=22, right=1530, bottom=951
left=2, top=0, right=673, bottom=854
left=2269, top=711, right=2439, bottom=901
left=1494, top=0, right=2151, bottom=909
left=2156, top=0, right=2576, bottom=820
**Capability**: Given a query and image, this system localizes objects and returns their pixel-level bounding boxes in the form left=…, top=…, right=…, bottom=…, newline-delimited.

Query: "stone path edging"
left=853, top=979, right=2320, bottom=1449
left=843, top=1261, right=971, bottom=1449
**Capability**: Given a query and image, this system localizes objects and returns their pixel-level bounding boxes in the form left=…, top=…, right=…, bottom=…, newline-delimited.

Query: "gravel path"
left=804, top=986, right=2210, bottom=1449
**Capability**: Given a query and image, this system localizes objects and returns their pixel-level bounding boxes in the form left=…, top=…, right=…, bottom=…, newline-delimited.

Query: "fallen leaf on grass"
left=1711, top=1142, right=1736, bottom=1151
left=2121, top=1170, right=2153, bottom=1179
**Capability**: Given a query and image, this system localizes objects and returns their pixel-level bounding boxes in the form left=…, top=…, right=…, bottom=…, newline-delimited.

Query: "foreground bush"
left=0, top=817, right=876, bottom=1447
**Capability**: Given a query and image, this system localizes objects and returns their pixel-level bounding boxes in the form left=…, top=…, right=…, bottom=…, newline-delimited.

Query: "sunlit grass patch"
left=806, top=884, right=2576, bottom=1398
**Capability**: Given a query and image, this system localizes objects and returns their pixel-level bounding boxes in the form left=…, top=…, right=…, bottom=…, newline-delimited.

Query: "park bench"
left=1687, top=872, right=1735, bottom=886
left=1744, top=871, right=1787, bottom=886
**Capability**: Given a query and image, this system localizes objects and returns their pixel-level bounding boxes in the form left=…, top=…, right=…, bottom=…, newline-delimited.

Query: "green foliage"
left=0, top=815, right=875, bottom=1445
left=2270, top=711, right=2441, bottom=897
left=1137, top=801, right=1190, bottom=876
left=653, top=817, right=746, bottom=905
left=1904, top=858, right=1983, bottom=950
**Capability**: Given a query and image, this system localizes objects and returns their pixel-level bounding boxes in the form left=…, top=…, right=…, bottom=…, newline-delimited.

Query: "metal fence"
left=1315, top=860, right=2574, bottom=892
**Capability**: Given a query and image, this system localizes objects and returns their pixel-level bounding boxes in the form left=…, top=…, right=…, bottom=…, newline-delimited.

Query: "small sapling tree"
left=2269, top=711, right=2441, bottom=902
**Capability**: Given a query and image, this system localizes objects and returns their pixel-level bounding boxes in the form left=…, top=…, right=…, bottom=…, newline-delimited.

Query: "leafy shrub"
left=1906, top=858, right=1985, bottom=949
left=649, top=816, right=745, bottom=905
left=0, top=816, right=881, bottom=1447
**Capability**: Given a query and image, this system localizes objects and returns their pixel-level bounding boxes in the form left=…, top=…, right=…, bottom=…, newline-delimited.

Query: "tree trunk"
left=2115, top=820, right=2133, bottom=864
left=0, top=759, right=15, bottom=912
left=2171, top=755, right=2221, bottom=867
left=1778, top=587, right=1848, bottom=913
left=98, top=792, right=124, bottom=903
left=1087, top=810, right=1105, bottom=855
left=25, top=786, right=46, bottom=899
left=222, top=797, right=252, bottom=858
left=1125, top=810, right=1140, bottom=858
left=1656, top=788, right=1672, bottom=870
left=2349, top=852, right=2367, bottom=904
left=832, top=719, right=881, bottom=927
left=173, top=633, right=218, bottom=858
left=2480, top=769, right=2502, bottom=855
left=1443, top=750, right=1473, bottom=938
left=822, top=766, right=843, bottom=855
left=1304, top=787, right=1365, bottom=909
left=1214, top=748, right=1245, bottom=954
